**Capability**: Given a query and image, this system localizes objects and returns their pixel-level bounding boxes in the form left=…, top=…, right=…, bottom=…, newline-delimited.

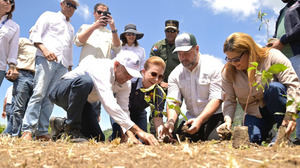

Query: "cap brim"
left=165, top=26, right=177, bottom=30
left=63, top=0, right=79, bottom=6
left=126, top=68, right=142, bottom=78
left=173, top=46, right=193, bottom=53
left=70, top=0, right=80, bottom=6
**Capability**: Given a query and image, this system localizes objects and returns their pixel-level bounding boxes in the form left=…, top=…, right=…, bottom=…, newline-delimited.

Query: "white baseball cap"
left=173, top=33, right=197, bottom=53
left=115, top=50, right=142, bottom=78
left=61, top=0, right=80, bottom=7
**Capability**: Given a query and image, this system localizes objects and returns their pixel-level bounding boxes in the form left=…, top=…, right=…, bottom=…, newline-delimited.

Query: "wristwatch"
left=111, top=29, right=117, bottom=33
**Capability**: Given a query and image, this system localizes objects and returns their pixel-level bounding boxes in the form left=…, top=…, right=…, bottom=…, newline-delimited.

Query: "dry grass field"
left=0, top=136, right=300, bottom=168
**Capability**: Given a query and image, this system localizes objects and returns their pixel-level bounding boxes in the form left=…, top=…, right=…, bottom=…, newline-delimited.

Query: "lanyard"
left=0, top=18, right=9, bottom=29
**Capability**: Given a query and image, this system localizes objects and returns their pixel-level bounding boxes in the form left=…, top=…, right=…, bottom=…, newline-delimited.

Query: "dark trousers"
left=49, top=74, right=104, bottom=141
left=110, top=110, right=147, bottom=141
left=244, top=82, right=286, bottom=144
left=176, top=113, right=224, bottom=142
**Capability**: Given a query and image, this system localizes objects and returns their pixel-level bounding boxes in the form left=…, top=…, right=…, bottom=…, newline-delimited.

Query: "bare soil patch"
left=0, top=136, right=300, bottom=168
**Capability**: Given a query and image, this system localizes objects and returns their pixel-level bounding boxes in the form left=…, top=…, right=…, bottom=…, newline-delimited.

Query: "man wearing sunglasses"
left=75, top=3, right=120, bottom=62
left=158, top=33, right=224, bottom=142
left=21, top=0, right=79, bottom=141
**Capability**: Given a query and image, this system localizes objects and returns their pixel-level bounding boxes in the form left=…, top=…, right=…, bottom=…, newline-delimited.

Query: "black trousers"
left=175, top=113, right=224, bottom=142
left=49, top=74, right=104, bottom=141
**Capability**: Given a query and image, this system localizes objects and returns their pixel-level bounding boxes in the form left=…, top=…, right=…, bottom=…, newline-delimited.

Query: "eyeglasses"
left=225, top=52, right=245, bottom=63
left=65, top=1, right=77, bottom=10
left=2, top=0, right=14, bottom=4
left=126, top=33, right=136, bottom=36
left=150, top=72, right=164, bottom=80
left=165, top=29, right=177, bottom=33
left=97, top=10, right=111, bottom=16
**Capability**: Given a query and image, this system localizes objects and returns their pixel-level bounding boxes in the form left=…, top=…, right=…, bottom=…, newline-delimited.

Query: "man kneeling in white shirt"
left=49, top=53, right=158, bottom=145
left=158, top=33, right=224, bottom=142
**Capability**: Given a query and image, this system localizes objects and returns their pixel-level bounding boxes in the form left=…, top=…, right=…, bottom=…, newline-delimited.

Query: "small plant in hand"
left=140, top=84, right=187, bottom=120
left=140, top=84, right=188, bottom=143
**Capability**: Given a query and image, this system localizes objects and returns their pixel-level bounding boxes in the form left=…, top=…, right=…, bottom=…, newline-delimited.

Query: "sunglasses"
left=165, top=29, right=177, bottom=33
left=65, top=1, right=77, bottom=10
left=225, top=52, right=245, bottom=63
left=150, top=72, right=164, bottom=80
left=2, top=0, right=14, bottom=4
left=97, top=10, right=111, bottom=16
left=126, top=33, right=136, bottom=36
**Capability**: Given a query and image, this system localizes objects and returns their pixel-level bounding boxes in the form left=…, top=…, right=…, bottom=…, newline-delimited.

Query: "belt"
left=18, top=69, right=35, bottom=75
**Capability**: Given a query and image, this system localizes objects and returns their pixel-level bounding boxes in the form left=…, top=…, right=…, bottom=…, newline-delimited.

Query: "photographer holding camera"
left=75, top=3, right=121, bottom=62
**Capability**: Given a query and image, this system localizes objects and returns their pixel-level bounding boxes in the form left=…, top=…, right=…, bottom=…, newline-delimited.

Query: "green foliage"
left=103, top=129, right=112, bottom=141
left=140, top=84, right=187, bottom=121
left=248, top=62, right=299, bottom=119
left=257, top=10, right=270, bottom=40
left=247, top=62, right=287, bottom=92
left=0, top=125, right=5, bottom=133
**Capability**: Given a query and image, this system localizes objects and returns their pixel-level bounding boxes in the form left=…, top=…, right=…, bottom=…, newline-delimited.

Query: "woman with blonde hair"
left=110, top=56, right=166, bottom=143
left=217, top=32, right=300, bottom=144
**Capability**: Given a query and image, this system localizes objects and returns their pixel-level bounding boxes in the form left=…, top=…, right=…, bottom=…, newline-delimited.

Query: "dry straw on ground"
left=0, top=136, right=300, bottom=168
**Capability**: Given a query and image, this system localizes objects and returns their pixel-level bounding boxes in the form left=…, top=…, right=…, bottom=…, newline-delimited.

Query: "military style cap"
left=173, top=33, right=197, bottom=53
left=165, top=20, right=179, bottom=30
left=61, top=0, right=80, bottom=6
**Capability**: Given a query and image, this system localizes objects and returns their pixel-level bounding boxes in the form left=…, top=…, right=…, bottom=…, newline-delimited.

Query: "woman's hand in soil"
left=282, top=119, right=296, bottom=137
left=216, top=117, right=232, bottom=139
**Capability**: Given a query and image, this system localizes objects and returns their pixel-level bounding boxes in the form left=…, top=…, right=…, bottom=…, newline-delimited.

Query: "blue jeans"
left=0, top=70, right=5, bottom=86
left=22, top=56, right=67, bottom=136
left=3, top=103, right=13, bottom=134
left=290, top=55, right=300, bottom=139
left=11, top=70, right=34, bottom=137
left=244, top=82, right=286, bottom=144
left=49, top=74, right=104, bottom=141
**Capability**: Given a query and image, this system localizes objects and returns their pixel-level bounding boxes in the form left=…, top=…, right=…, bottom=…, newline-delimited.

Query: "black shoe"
left=49, top=117, right=66, bottom=141
left=293, top=138, right=300, bottom=145
left=65, top=128, right=88, bottom=143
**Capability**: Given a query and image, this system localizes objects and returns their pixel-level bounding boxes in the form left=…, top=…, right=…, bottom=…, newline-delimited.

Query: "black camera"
left=102, top=11, right=111, bottom=17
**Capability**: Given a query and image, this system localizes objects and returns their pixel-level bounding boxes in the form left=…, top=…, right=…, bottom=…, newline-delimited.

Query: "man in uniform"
left=150, top=20, right=180, bottom=89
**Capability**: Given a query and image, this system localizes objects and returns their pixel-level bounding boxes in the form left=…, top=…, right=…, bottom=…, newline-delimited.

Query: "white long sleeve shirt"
left=74, top=24, right=121, bottom=62
left=0, top=15, right=20, bottom=71
left=29, top=11, right=74, bottom=67
left=167, top=54, right=224, bottom=119
left=62, top=57, right=134, bottom=132
left=5, top=85, right=13, bottom=104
